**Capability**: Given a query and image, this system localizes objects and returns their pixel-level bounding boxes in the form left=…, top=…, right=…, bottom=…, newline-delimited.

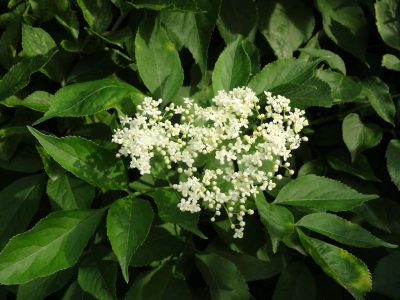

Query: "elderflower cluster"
left=112, top=87, right=308, bottom=238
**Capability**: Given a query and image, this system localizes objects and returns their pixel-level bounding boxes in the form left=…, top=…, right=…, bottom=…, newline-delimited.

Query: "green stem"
left=111, top=11, right=128, bottom=32
left=392, top=93, right=400, bottom=98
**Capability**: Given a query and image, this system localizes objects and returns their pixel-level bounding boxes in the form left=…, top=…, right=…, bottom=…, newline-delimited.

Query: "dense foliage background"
left=0, top=0, right=400, bottom=299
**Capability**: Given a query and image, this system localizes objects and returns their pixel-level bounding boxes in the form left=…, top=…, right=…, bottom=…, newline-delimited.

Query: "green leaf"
left=135, top=17, right=183, bottom=101
left=212, top=37, right=250, bottom=92
left=17, top=268, right=75, bottom=300
left=77, top=0, right=113, bottom=33
left=160, top=0, right=220, bottom=73
left=126, top=262, right=191, bottom=299
left=28, top=127, right=128, bottom=191
left=22, top=91, right=53, bottom=112
left=272, top=261, right=316, bottom=300
left=297, top=229, right=372, bottom=300
left=0, top=144, right=44, bottom=173
left=248, top=58, right=331, bottom=108
left=212, top=249, right=283, bottom=282
left=0, top=175, right=45, bottom=247
left=316, top=0, right=367, bottom=60
left=362, top=76, right=396, bottom=125
left=241, top=39, right=260, bottom=75
left=196, top=253, right=249, bottom=300
left=352, top=202, right=391, bottom=233
left=273, top=175, right=378, bottom=211
left=375, top=0, right=400, bottom=50
left=0, top=20, right=19, bottom=69
left=298, top=158, right=328, bottom=177
left=297, top=212, right=397, bottom=248
left=317, top=69, right=362, bottom=103
left=47, top=173, right=95, bottom=210
left=0, top=209, right=103, bottom=284
left=255, top=193, right=294, bottom=253
left=127, top=0, right=200, bottom=12
left=34, top=79, right=143, bottom=124
left=259, top=0, right=315, bottom=58
left=130, top=226, right=184, bottom=267
left=216, top=0, right=257, bottom=44
left=382, top=54, right=400, bottom=71
left=0, top=53, right=55, bottom=100
left=373, top=251, right=400, bottom=299
left=386, top=139, right=400, bottom=190
left=342, top=113, right=383, bottom=161
left=62, top=280, right=94, bottom=299
left=299, top=48, right=346, bottom=74
left=326, top=149, right=380, bottom=182
left=22, top=24, right=56, bottom=56
left=213, top=218, right=266, bottom=255
left=78, top=251, right=118, bottom=300
left=107, top=197, right=153, bottom=282
left=151, top=189, right=206, bottom=238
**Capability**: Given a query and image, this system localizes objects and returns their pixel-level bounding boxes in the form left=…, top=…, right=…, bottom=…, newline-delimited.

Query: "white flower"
left=112, top=87, right=308, bottom=238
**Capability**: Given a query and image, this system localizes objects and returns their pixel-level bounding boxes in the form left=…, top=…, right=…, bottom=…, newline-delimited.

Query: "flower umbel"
left=112, top=87, right=308, bottom=238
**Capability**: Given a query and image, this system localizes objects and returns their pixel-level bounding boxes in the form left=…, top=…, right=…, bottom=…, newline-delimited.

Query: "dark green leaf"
left=126, top=262, right=191, bottom=300
left=352, top=202, right=391, bottom=233
left=0, top=144, right=44, bottom=173
left=28, top=127, right=128, bottom=191
left=135, top=17, right=183, bottom=101
left=297, top=212, right=396, bottom=248
left=386, top=139, right=400, bottom=190
left=196, top=253, right=249, bottom=300
left=77, top=0, right=113, bottom=33
left=373, top=251, right=400, bottom=299
left=0, top=209, right=103, bottom=284
left=0, top=175, right=45, bottom=248
left=161, top=0, right=220, bottom=73
left=212, top=37, right=250, bottom=92
left=297, top=230, right=372, bottom=300
left=107, top=197, right=153, bottom=282
left=362, top=76, right=396, bottom=125
left=375, top=0, right=400, bottom=50
left=211, top=247, right=283, bottom=282
left=273, top=175, right=378, bottom=211
left=34, top=79, right=143, bottom=124
left=217, top=0, right=257, bottom=44
left=17, top=268, right=75, bottom=300
left=130, top=226, right=184, bottom=267
left=316, top=0, right=367, bottom=60
left=62, top=280, right=94, bottom=300
left=78, top=251, right=118, bottom=300
left=342, top=113, right=382, bottom=161
left=326, top=149, right=379, bottom=182
left=0, top=20, right=19, bottom=69
left=273, top=261, right=316, bottom=300
left=213, top=218, right=265, bottom=255
left=259, top=0, right=314, bottom=58
left=0, top=53, right=55, bottom=100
